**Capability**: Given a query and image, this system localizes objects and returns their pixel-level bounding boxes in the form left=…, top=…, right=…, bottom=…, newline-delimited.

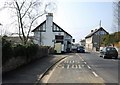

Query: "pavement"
left=2, top=54, right=68, bottom=84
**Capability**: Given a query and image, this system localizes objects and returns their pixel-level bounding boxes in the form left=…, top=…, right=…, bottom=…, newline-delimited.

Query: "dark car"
left=100, top=47, right=118, bottom=59
left=77, top=46, right=85, bottom=53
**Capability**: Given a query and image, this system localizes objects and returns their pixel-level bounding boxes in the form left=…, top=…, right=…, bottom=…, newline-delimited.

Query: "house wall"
left=64, top=33, right=72, bottom=52
left=85, top=37, right=93, bottom=50
left=33, top=13, right=72, bottom=52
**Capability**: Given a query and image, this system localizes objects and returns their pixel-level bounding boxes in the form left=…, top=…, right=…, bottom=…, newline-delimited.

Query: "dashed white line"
left=84, top=62, right=87, bottom=64
left=87, top=65, right=91, bottom=69
left=92, top=71, right=99, bottom=77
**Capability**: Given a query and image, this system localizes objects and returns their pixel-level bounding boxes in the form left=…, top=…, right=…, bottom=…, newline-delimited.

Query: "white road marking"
left=71, top=65, right=75, bottom=68
left=92, top=71, right=99, bottom=77
left=84, top=62, right=87, bottom=64
left=78, top=65, right=81, bottom=69
left=73, top=60, right=75, bottom=63
left=67, top=65, right=70, bottom=69
left=87, top=65, right=91, bottom=69
left=75, top=65, right=78, bottom=69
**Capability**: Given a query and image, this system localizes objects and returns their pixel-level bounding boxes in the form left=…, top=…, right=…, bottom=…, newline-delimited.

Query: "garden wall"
left=2, top=46, right=49, bottom=73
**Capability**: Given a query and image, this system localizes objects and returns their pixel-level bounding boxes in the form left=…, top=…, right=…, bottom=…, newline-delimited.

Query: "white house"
left=32, top=13, right=72, bottom=53
left=85, top=27, right=109, bottom=51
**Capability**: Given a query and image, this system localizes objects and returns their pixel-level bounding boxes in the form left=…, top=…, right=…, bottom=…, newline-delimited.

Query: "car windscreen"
left=106, top=47, right=116, bottom=51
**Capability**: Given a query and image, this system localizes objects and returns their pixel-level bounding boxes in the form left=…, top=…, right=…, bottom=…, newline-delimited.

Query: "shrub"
left=13, top=44, right=26, bottom=57
left=26, top=44, right=39, bottom=57
left=2, top=37, right=13, bottom=64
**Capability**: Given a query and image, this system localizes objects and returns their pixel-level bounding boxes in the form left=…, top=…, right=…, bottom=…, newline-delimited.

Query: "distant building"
left=80, top=39, right=85, bottom=47
left=32, top=13, right=72, bottom=53
left=3, top=36, right=34, bottom=44
left=85, top=27, right=109, bottom=51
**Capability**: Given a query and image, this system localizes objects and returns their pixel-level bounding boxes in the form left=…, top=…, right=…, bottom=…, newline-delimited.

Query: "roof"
left=85, top=27, right=109, bottom=38
left=32, top=20, right=72, bottom=38
left=53, top=22, right=72, bottom=38
left=32, top=20, right=46, bottom=32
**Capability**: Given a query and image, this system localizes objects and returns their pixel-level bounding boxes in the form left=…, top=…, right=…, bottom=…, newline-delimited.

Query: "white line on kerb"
left=92, top=71, right=99, bottom=77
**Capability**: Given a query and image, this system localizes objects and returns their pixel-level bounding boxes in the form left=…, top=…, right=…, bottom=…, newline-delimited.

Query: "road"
left=41, top=52, right=119, bottom=84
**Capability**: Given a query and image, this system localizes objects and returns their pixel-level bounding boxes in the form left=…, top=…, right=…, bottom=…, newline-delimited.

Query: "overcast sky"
left=0, top=0, right=116, bottom=43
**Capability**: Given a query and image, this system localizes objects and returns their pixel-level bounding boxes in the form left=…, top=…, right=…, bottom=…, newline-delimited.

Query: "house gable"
left=32, top=21, right=46, bottom=32
left=53, top=22, right=72, bottom=38
left=85, top=27, right=109, bottom=39
left=32, top=21, right=72, bottom=38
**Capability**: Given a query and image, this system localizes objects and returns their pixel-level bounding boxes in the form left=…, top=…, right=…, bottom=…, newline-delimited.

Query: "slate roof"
left=32, top=20, right=72, bottom=38
left=85, top=27, right=109, bottom=38
left=32, top=20, right=46, bottom=32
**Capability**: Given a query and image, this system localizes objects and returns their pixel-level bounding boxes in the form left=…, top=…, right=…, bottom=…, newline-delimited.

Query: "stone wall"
left=2, top=47, right=49, bottom=73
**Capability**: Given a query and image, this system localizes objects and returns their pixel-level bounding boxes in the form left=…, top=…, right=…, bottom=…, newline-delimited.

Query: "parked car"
left=100, top=47, right=118, bottom=59
left=77, top=46, right=85, bottom=53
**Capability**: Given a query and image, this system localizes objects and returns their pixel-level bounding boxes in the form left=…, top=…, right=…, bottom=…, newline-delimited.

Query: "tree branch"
left=21, top=2, right=33, bottom=18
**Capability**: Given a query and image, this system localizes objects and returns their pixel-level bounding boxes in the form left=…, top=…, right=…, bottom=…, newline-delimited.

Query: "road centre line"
left=92, top=71, right=99, bottom=77
left=76, top=53, right=85, bottom=61
left=84, top=62, right=87, bottom=64
left=87, top=65, right=91, bottom=69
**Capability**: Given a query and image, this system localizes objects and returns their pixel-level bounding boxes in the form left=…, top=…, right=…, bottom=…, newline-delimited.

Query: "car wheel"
left=103, top=55, right=106, bottom=59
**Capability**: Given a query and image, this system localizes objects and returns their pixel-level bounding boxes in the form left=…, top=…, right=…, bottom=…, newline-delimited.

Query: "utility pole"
left=99, top=20, right=102, bottom=50
left=99, top=20, right=101, bottom=27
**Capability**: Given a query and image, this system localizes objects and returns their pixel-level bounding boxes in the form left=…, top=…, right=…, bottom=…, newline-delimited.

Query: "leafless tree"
left=1, top=0, right=56, bottom=45
left=113, top=1, right=120, bottom=32
left=113, top=1, right=120, bottom=41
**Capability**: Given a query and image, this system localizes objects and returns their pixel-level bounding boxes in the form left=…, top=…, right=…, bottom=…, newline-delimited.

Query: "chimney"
left=46, top=13, right=53, bottom=32
left=46, top=13, right=53, bottom=22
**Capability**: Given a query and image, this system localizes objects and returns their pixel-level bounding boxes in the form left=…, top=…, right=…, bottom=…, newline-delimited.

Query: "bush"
left=13, top=44, right=26, bottom=57
left=26, top=44, right=39, bottom=61
left=2, top=37, right=13, bottom=64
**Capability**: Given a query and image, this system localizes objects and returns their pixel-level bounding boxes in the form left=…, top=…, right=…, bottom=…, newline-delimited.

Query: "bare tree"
left=2, top=0, right=56, bottom=45
left=113, top=1, right=120, bottom=32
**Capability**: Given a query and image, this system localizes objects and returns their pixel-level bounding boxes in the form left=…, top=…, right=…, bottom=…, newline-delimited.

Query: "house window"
left=53, top=24, right=62, bottom=32
left=39, top=23, right=46, bottom=32
left=99, top=30, right=107, bottom=35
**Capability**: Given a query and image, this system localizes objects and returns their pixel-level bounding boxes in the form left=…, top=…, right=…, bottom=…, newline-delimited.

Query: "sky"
left=53, top=0, right=114, bottom=43
left=0, top=0, right=117, bottom=43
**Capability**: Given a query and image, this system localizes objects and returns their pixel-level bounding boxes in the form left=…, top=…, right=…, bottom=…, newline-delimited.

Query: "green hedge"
left=2, top=37, right=39, bottom=65
left=2, top=37, right=13, bottom=64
